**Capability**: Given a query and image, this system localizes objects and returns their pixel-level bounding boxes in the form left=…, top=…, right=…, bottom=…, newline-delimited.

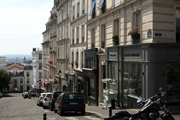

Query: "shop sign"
left=109, top=52, right=117, bottom=59
left=147, top=29, right=152, bottom=38
left=124, top=51, right=141, bottom=59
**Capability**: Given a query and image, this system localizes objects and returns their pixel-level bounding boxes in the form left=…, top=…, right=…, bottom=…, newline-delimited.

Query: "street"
left=0, top=93, right=103, bottom=120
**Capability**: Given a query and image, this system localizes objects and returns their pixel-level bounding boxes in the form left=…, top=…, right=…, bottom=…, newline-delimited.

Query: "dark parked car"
left=49, top=91, right=62, bottom=111
left=54, top=92, right=85, bottom=116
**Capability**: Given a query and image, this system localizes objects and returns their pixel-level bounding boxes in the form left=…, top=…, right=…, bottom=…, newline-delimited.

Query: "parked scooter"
left=104, top=88, right=175, bottom=120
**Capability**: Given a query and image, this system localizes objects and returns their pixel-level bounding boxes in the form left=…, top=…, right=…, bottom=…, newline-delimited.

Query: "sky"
left=0, top=0, right=53, bottom=55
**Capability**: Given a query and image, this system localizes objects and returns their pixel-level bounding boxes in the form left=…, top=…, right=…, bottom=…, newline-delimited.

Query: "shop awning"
left=98, top=0, right=104, bottom=9
left=89, top=0, right=96, bottom=15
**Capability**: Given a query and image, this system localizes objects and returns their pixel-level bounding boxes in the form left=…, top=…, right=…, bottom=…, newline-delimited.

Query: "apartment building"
left=6, top=63, right=33, bottom=92
left=85, top=0, right=180, bottom=110
left=70, top=0, right=87, bottom=93
left=32, top=48, right=43, bottom=91
left=0, top=56, right=6, bottom=70
left=56, top=0, right=72, bottom=92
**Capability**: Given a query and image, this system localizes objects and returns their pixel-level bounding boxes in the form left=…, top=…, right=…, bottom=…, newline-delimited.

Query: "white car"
left=43, top=93, right=52, bottom=109
left=0, top=92, right=2, bottom=98
left=37, top=93, right=47, bottom=106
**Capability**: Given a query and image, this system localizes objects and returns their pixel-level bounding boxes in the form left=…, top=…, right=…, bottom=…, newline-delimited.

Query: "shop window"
left=176, top=7, right=180, bottom=43
left=123, top=63, right=142, bottom=98
left=89, top=78, right=95, bottom=97
left=167, top=64, right=180, bottom=103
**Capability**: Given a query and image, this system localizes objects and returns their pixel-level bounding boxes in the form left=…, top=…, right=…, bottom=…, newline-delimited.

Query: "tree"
left=0, top=70, right=11, bottom=91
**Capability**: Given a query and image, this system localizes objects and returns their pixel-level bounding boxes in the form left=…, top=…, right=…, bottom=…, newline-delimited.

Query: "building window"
left=39, top=72, right=42, bottom=78
left=82, top=0, right=85, bottom=14
left=39, top=54, right=42, bottom=60
left=72, top=29, right=75, bottom=44
left=176, top=7, right=180, bottom=43
left=77, top=2, right=80, bottom=18
left=67, top=25, right=68, bottom=38
left=77, top=27, right=79, bottom=43
left=81, top=52, right=83, bottom=68
left=98, top=0, right=106, bottom=14
left=27, top=78, right=30, bottom=84
left=76, top=52, right=79, bottom=68
left=91, top=29, right=95, bottom=48
left=72, top=52, right=74, bottom=67
left=26, top=72, right=29, bottom=77
left=114, top=19, right=119, bottom=36
left=123, top=63, right=142, bottom=98
left=62, top=8, right=64, bottom=20
left=73, top=6, right=75, bottom=20
left=90, top=0, right=96, bottom=19
left=39, top=63, right=42, bottom=69
left=101, top=24, right=106, bottom=48
left=82, top=25, right=85, bottom=43
left=114, top=0, right=120, bottom=7
left=20, top=78, right=23, bottom=84
left=89, top=78, right=95, bottom=97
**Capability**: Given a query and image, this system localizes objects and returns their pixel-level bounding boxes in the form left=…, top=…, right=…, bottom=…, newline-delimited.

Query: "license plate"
left=70, top=102, right=78, bottom=105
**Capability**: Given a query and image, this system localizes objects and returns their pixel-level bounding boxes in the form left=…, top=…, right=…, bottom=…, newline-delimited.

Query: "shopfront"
left=106, top=43, right=180, bottom=110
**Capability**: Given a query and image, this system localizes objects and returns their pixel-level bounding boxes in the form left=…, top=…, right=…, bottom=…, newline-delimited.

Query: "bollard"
left=109, top=107, right=112, bottom=117
left=43, top=113, right=47, bottom=120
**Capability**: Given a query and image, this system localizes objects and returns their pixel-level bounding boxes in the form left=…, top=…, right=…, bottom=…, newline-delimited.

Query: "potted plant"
left=112, top=35, right=119, bottom=45
left=128, top=26, right=140, bottom=43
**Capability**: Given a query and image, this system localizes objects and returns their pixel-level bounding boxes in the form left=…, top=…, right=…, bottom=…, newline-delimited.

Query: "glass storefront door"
left=123, top=63, right=142, bottom=107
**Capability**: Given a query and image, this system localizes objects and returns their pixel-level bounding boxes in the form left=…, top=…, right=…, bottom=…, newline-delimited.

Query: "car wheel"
left=81, top=110, right=85, bottom=115
left=59, top=109, right=64, bottom=116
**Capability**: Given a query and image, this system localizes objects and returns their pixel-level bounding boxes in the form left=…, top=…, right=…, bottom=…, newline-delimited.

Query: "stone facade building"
left=42, top=0, right=180, bottom=111
left=0, top=56, right=6, bottom=70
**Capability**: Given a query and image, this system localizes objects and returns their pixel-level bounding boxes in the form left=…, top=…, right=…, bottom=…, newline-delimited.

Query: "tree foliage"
left=0, top=70, right=11, bottom=91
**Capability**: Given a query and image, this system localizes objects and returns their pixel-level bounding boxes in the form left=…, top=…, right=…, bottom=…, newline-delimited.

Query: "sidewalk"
left=86, top=105, right=180, bottom=119
left=86, top=105, right=138, bottom=118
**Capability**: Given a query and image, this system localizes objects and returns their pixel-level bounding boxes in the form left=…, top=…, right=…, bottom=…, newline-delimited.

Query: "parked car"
left=54, top=92, right=85, bottom=116
left=28, top=90, right=36, bottom=98
left=22, top=92, right=28, bottom=98
left=37, top=93, right=47, bottom=106
left=42, top=93, right=52, bottom=109
left=49, top=91, right=62, bottom=111
left=0, top=92, right=2, bottom=98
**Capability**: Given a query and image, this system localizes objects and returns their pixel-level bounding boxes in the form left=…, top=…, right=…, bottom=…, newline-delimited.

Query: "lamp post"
left=58, top=70, right=62, bottom=91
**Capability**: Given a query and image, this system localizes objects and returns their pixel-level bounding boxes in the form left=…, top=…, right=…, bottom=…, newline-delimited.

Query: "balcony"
left=101, top=41, right=105, bottom=48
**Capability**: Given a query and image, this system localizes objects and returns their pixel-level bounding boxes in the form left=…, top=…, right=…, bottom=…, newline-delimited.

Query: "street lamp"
left=58, top=70, right=62, bottom=91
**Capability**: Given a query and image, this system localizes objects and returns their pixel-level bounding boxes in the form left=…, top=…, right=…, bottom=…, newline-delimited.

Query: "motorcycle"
left=104, top=88, right=175, bottom=120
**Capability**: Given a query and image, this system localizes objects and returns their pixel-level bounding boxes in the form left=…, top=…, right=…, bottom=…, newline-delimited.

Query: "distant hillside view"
left=5, top=54, right=32, bottom=65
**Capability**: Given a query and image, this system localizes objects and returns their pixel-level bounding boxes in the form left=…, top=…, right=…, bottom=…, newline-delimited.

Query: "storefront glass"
left=89, top=79, right=95, bottom=97
left=108, top=62, right=118, bottom=92
left=123, top=63, right=142, bottom=100
left=167, top=64, right=180, bottom=103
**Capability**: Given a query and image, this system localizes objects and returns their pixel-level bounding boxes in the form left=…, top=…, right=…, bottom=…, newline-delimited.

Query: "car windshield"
left=53, top=92, right=61, bottom=99
left=63, top=93, right=84, bottom=100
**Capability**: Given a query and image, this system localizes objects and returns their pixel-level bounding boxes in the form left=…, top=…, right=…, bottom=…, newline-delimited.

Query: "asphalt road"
left=0, top=93, right=102, bottom=120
